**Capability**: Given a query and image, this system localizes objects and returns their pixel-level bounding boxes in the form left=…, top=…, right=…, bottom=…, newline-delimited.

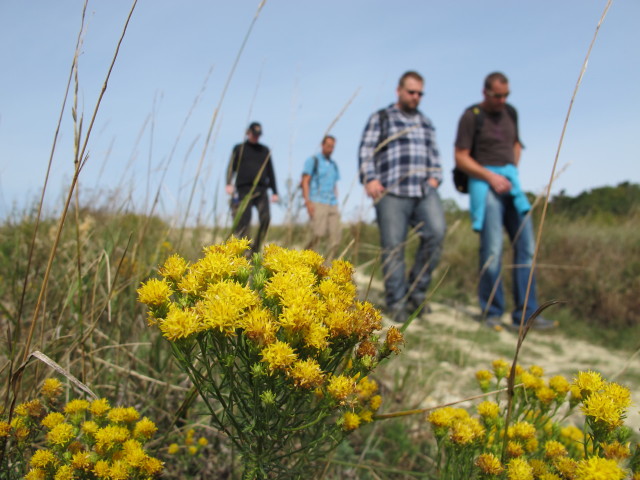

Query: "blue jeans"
left=479, top=189, right=538, bottom=324
left=374, top=188, right=446, bottom=310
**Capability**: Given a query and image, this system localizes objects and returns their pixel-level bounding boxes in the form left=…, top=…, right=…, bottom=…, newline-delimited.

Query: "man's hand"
left=365, top=180, right=385, bottom=200
left=271, top=194, right=279, bottom=203
left=427, top=177, right=439, bottom=189
left=305, top=200, right=315, bottom=218
left=488, top=172, right=512, bottom=194
left=225, top=184, right=235, bottom=195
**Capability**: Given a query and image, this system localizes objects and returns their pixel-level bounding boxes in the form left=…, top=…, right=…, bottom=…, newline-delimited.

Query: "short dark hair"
left=484, top=72, right=509, bottom=91
left=322, top=135, right=336, bottom=144
left=398, top=71, right=424, bottom=88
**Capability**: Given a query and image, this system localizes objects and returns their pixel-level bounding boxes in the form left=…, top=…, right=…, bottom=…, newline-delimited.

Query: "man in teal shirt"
left=301, top=135, right=341, bottom=261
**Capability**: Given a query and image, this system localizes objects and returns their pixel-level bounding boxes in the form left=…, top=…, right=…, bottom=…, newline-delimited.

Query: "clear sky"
left=0, top=1, right=638, bottom=226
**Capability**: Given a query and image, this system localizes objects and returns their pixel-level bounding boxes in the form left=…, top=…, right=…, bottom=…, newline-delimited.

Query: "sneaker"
left=484, top=316, right=504, bottom=330
left=507, top=316, right=558, bottom=331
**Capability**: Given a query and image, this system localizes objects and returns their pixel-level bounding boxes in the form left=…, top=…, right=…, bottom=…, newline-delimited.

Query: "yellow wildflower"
left=359, top=410, right=374, bottom=423
left=506, top=457, right=533, bottom=480
left=261, top=340, right=297, bottom=372
left=327, top=259, right=354, bottom=285
left=427, top=407, right=468, bottom=428
left=41, top=412, right=65, bottom=430
left=108, top=406, right=140, bottom=424
left=64, top=399, right=90, bottom=415
left=17, top=399, right=45, bottom=418
left=529, top=365, right=544, bottom=377
left=520, top=371, right=544, bottom=390
left=450, top=417, right=484, bottom=445
left=141, top=456, right=164, bottom=475
left=477, top=400, right=500, bottom=420
left=601, top=441, right=631, bottom=460
left=324, top=310, right=353, bottom=337
left=93, top=460, right=110, bottom=478
left=158, top=253, right=189, bottom=281
left=94, top=425, right=130, bottom=451
left=384, top=326, right=404, bottom=353
left=369, top=394, right=382, bottom=411
left=198, top=437, right=208, bottom=446
left=602, top=382, right=631, bottom=411
left=160, top=303, right=202, bottom=341
left=353, top=301, right=383, bottom=338
left=536, top=386, right=556, bottom=405
left=134, top=417, right=158, bottom=439
left=492, top=358, right=510, bottom=379
left=71, top=451, right=93, bottom=470
left=549, top=375, right=570, bottom=397
left=30, top=449, right=58, bottom=468
left=108, top=460, right=129, bottom=480
left=54, top=465, right=74, bottom=480
left=475, top=453, right=504, bottom=475
left=123, top=439, right=147, bottom=467
left=304, top=321, right=330, bottom=350
left=241, top=307, right=277, bottom=346
left=327, top=374, right=357, bottom=403
left=573, top=370, right=604, bottom=397
left=89, top=398, right=111, bottom=417
left=342, top=411, right=360, bottom=431
left=81, top=420, right=99, bottom=436
left=25, top=469, right=46, bottom=480
left=356, top=340, right=378, bottom=358
left=189, top=445, right=198, bottom=455
left=0, top=421, right=10, bottom=437
left=560, top=424, right=583, bottom=443
left=574, top=456, right=626, bottom=480
left=356, top=377, right=378, bottom=400
left=177, top=269, right=205, bottom=295
left=168, top=443, right=180, bottom=454
left=553, top=457, right=578, bottom=478
left=508, top=421, right=536, bottom=440
left=581, top=391, right=624, bottom=429
left=475, top=369, right=493, bottom=391
left=46, top=423, right=75, bottom=447
left=544, top=440, right=568, bottom=458
left=288, top=358, right=325, bottom=389
left=529, top=459, right=549, bottom=477
left=507, top=441, right=525, bottom=458
left=137, top=278, right=172, bottom=306
left=200, top=280, right=259, bottom=334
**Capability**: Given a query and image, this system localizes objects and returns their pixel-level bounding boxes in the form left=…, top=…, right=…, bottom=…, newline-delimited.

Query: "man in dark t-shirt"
left=226, top=122, right=279, bottom=254
left=454, top=72, right=555, bottom=331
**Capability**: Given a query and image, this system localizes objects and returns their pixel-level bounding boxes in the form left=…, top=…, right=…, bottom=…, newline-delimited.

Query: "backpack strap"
left=376, top=108, right=389, bottom=151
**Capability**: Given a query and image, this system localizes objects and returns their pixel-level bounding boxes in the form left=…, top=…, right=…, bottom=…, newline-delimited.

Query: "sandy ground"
left=354, top=272, right=640, bottom=432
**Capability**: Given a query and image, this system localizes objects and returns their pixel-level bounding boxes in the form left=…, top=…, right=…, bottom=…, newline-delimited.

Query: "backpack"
left=452, top=104, right=518, bottom=194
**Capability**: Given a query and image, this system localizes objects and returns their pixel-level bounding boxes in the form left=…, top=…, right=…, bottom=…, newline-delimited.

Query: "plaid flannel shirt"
left=358, top=104, right=442, bottom=197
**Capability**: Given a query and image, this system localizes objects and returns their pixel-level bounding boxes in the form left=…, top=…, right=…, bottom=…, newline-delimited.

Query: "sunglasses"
left=405, top=89, right=424, bottom=97
left=486, top=90, right=510, bottom=99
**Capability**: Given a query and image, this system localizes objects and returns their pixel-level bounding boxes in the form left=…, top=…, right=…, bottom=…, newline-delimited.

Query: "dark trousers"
left=234, top=187, right=271, bottom=253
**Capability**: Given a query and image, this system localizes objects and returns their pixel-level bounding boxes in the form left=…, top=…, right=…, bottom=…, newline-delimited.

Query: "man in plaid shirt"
left=359, top=71, right=446, bottom=324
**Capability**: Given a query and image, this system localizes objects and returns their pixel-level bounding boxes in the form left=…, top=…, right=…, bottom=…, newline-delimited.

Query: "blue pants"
left=374, top=188, right=446, bottom=310
left=479, top=189, right=539, bottom=324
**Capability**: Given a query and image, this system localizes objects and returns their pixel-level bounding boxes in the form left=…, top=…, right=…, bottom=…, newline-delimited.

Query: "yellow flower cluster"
left=2, top=378, right=163, bottom=480
left=167, top=428, right=210, bottom=457
left=428, top=361, right=640, bottom=480
left=139, top=238, right=404, bottom=435
left=573, top=372, right=631, bottom=431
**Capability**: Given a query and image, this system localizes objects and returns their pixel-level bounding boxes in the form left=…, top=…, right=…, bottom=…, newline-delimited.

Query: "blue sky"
left=0, top=1, right=638, bottom=225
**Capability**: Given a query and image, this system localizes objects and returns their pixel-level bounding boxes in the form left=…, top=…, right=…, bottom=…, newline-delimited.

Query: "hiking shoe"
left=507, top=316, right=558, bottom=331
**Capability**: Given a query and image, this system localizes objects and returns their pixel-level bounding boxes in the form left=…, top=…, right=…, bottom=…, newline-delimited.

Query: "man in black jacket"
left=226, top=122, right=279, bottom=254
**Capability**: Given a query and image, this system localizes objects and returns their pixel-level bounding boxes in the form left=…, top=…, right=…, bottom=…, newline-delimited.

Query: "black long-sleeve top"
left=226, top=141, right=278, bottom=195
